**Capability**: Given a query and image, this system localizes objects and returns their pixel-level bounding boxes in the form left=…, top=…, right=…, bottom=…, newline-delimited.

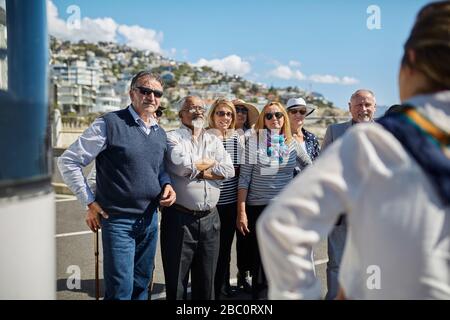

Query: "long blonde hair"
left=254, top=101, right=292, bottom=144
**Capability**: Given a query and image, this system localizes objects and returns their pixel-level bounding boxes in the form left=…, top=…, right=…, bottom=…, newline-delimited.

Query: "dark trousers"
left=246, top=205, right=267, bottom=299
left=236, top=226, right=253, bottom=274
left=214, top=202, right=237, bottom=299
left=160, top=205, right=220, bottom=300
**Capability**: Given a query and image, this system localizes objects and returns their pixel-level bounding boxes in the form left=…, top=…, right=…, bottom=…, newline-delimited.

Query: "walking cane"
left=94, top=230, right=100, bottom=300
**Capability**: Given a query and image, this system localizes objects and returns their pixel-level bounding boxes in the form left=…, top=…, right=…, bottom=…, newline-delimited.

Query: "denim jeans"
left=101, top=209, right=158, bottom=300
left=325, top=218, right=347, bottom=300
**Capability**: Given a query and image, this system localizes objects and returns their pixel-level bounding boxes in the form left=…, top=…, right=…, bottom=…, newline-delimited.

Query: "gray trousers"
left=325, top=217, right=347, bottom=300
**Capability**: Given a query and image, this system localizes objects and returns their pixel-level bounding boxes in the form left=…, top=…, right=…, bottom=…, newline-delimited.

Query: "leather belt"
left=172, top=204, right=212, bottom=218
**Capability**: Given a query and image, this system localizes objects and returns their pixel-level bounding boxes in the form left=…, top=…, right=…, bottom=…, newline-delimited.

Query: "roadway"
left=55, top=194, right=329, bottom=300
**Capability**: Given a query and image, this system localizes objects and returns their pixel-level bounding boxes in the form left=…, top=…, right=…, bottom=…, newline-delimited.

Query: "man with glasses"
left=58, top=71, right=176, bottom=300
left=162, top=95, right=235, bottom=300
left=321, top=89, right=377, bottom=300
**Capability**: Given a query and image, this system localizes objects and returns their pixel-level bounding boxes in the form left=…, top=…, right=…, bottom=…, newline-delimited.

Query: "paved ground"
left=55, top=195, right=329, bottom=300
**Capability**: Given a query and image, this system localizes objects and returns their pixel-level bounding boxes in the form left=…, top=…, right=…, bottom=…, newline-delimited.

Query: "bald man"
left=322, top=89, right=377, bottom=300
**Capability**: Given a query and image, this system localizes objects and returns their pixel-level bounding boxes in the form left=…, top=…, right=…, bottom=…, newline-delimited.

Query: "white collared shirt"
left=165, top=124, right=235, bottom=211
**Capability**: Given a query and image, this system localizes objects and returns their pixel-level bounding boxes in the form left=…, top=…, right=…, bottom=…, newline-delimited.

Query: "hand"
left=86, top=201, right=109, bottom=232
left=237, top=211, right=250, bottom=235
left=335, top=286, right=347, bottom=300
left=195, top=158, right=216, bottom=171
left=202, top=168, right=224, bottom=180
left=159, top=184, right=176, bottom=207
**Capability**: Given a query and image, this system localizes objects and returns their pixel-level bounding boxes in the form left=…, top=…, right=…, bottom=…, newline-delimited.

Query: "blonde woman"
left=207, top=98, right=242, bottom=299
left=237, top=101, right=297, bottom=299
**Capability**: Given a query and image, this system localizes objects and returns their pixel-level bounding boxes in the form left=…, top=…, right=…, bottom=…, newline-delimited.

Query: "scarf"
left=378, top=105, right=450, bottom=206
left=266, top=129, right=290, bottom=164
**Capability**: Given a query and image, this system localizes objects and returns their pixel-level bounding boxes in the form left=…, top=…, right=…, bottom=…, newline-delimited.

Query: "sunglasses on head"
left=135, top=86, right=163, bottom=98
left=288, top=108, right=307, bottom=115
left=215, top=111, right=233, bottom=117
left=235, top=106, right=248, bottom=114
left=264, top=112, right=284, bottom=120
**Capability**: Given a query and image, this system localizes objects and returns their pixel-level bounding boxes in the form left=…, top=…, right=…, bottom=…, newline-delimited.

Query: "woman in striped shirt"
left=207, top=98, right=243, bottom=299
left=237, top=101, right=297, bottom=299
left=232, top=99, right=260, bottom=293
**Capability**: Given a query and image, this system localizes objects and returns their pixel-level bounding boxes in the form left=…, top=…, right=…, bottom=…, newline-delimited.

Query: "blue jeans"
left=101, top=209, right=158, bottom=300
left=325, top=218, right=347, bottom=300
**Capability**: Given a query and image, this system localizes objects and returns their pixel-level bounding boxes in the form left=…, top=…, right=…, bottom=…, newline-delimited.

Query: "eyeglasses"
left=288, top=108, right=307, bottom=115
left=215, top=111, right=233, bottom=117
left=235, top=106, right=248, bottom=114
left=183, top=106, right=206, bottom=114
left=134, top=86, right=163, bottom=98
left=264, top=112, right=284, bottom=120
left=155, top=109, right=163, bottom=118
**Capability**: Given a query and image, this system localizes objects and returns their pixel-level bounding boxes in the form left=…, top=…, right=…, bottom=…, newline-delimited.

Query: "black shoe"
left=220, top=282, right=236, bottom=298
left=237, top=271, right=252, bottom=294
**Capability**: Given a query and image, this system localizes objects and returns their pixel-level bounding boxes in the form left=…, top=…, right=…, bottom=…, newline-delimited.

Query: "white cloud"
left=309, top=74, right=340, bottom=84
left=193, top=55, right=251, bottom=76
left=269, top=65, right=306, bottom=80
left=47, top=0, right=163, bottom=53
left=269, top=63, right=359, bottom=85
left=309, top=74, right=359, bottom=85
left=341, top=76, right=359, bottom=85
left=117, top=25, right=163, bottom=53
left=289, top=60, right=301, bottom=67
left=47, top=1, right=118, bottom=43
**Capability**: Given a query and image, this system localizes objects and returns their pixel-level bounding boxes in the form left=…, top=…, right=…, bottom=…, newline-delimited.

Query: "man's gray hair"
left=130, top=71, right=164, bottom=89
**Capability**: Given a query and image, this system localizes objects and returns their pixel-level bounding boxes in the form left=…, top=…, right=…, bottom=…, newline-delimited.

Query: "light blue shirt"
left=57, top=105, right=161, bottom=207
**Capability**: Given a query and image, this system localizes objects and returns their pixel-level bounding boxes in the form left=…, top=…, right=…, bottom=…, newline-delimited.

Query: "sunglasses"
left=235, top=106, right=248, bottom=114
left=288, top=108, right=307, bottom=115
left=135, top=86, right=163, bottom=98
left=155, top=109, right=163, bottom=118
left=215, top=111, right=233, bottom=117
left=264, top=112, right=284, bottom=120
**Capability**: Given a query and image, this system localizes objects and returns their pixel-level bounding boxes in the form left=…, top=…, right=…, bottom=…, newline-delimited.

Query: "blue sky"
left=50, top=0, right=433, bottom=109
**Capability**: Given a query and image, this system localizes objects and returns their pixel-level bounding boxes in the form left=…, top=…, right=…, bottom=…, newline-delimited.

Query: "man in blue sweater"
left=58, top=71, right=176, bottom=300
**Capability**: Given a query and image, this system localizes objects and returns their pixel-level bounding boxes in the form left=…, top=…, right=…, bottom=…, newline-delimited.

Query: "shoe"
left=237, top=271, right=252, bottom=294
left=220, top=282, right=236, bottom=298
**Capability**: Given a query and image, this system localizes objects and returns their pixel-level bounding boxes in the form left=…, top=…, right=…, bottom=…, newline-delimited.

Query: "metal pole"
left=95, top=231, right=100, bottom=300
left=0, top=0, right=54, bottom=300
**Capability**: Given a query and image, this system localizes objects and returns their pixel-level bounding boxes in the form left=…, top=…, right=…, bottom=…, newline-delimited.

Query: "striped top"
left=238, top=131, right=297, bottom=206
left=218, top=132, right=244, bottom=205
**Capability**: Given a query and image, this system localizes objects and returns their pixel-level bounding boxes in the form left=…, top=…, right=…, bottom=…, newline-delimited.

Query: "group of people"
left=257, top=0, right=449, bottom=300
left=58, top=0, right=449, bottom=300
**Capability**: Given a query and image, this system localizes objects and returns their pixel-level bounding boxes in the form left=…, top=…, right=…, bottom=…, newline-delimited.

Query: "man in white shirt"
left=161, top=96, right=235, bottom=300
